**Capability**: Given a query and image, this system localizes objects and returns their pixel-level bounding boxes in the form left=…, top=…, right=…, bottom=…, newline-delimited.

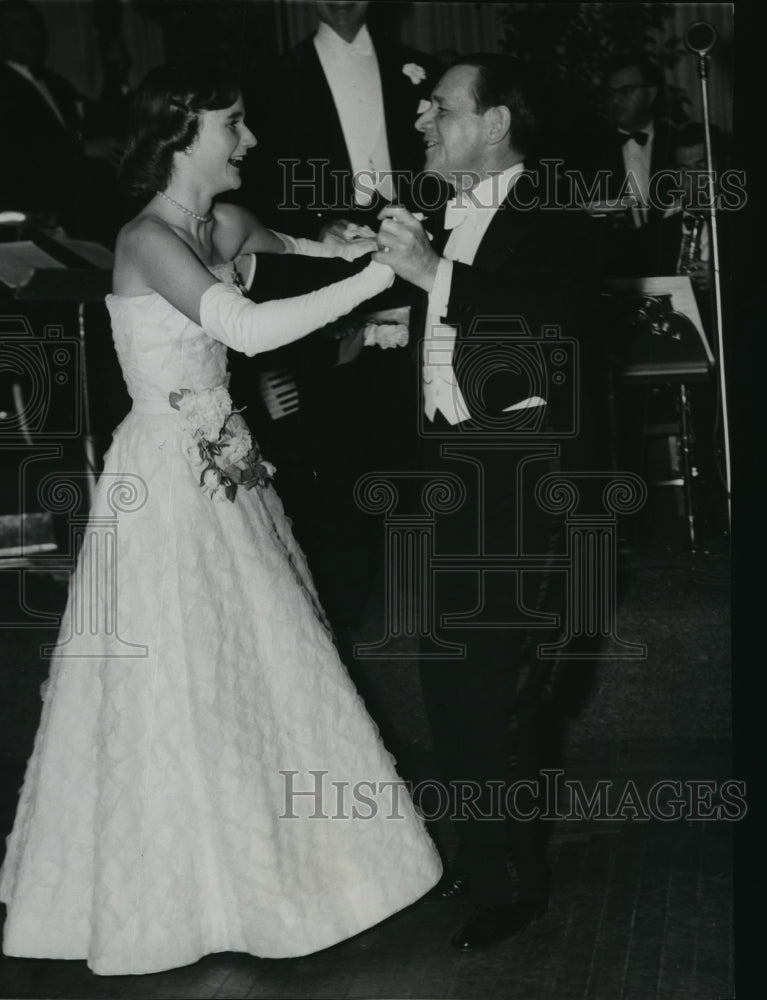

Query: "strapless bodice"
left=105, top=262, right=237, bottom=414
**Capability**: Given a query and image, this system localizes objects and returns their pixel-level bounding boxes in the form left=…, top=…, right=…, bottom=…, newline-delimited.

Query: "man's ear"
left=485, top=105, right=512, bottom=146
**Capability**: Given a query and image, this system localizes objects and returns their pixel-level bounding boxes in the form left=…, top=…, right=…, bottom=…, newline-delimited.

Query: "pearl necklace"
left=157, top=190, right=212, bottom=223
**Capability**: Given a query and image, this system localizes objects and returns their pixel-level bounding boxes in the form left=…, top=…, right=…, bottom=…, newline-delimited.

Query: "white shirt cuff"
left=501, top=396, right=547, bottom=411
left=427, top=257, right=453, bottom=319
left=243, top=253, right=257, bottom=291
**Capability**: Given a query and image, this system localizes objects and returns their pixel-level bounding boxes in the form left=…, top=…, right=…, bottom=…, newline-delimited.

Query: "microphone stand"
left=689, top=27, right=732, bottom=534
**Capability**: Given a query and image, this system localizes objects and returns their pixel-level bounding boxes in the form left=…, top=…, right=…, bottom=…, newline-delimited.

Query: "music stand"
left=0, top=234, right=112, bottom=567
left=605, top=275, right=715, bottom=550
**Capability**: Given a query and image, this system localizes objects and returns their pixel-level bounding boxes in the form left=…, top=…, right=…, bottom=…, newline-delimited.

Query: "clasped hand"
left=372, top=205, right=439, bottom=292
left=319, top=208, right=440, bottom=291
left=319, top=220, right=379, bottom=260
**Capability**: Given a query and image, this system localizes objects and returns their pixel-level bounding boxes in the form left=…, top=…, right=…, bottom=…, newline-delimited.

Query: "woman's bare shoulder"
left=213, top=202, right=283, bottom=257
left=212, top=202, right=252, bottom=254
left=115, top=213, right=198, bottom=271
left=117, top=212, right=175, bottom=254
left=113, top=213, right=201, bottom=296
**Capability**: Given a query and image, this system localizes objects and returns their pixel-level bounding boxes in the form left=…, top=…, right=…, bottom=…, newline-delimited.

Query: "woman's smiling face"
left=188, top=94, right=256, bottom=194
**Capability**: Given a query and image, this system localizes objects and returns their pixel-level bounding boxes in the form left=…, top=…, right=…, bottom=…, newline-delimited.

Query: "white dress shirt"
left=313, top=23, right=393, bottom=206
left=619, top=120, right=654, bottom=226
left=423, top=164, right=545, bottom=425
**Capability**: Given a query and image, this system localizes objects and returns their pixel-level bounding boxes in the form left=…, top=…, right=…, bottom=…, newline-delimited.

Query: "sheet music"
left=605, top=274, right=715, bottom=365
left=0, top=241, right=65, bottom=289
left=53, top=239, right=114, bottom=269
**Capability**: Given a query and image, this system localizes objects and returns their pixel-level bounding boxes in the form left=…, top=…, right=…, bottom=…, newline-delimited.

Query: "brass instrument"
left=677, top=212, right=706, bottom=275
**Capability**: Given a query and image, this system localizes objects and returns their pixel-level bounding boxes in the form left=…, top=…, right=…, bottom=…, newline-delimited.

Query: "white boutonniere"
left=402, top=62, right=426, bottom=85
left=363, top=307, right=410, bottom=350
left=363, top=322, right=409, bottom=350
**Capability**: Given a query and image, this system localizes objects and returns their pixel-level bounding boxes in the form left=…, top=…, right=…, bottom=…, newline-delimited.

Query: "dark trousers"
left=417, top=411, right=565, bottom=905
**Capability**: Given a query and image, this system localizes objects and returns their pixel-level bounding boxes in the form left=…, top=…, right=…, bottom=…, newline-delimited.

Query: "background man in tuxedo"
left=232, top=0, right=439, bottom=642
left=373, top=54, right=605, bottom=950
left=652, top=122, right=727, bottom=292
left=0, top=0, right=127, bottom=245
left=247, top=0, right=437, bottom=235
left=603, top=55, right=672, bottom=210
left=571, top=53, right=674, bottom=277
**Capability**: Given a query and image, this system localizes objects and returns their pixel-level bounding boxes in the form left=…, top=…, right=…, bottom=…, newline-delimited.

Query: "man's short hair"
left=451, top=53, right=540, bottom=156
left=604, top=53, right=664, bottom=90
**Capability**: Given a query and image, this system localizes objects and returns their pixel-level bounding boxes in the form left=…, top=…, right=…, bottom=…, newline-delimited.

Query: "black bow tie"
left=619, top=130, right=649, bottom=147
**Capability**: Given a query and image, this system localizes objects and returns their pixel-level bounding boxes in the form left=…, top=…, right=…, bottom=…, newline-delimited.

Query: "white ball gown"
left=0, top=263, right=442, bottom=976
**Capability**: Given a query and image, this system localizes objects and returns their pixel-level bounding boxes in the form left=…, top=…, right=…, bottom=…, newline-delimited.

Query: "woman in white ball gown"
left=0, top=60, right=441, bottom=976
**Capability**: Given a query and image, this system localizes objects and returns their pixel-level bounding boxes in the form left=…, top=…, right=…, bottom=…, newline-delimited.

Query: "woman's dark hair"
left=120, top=60, right=240, bottom=197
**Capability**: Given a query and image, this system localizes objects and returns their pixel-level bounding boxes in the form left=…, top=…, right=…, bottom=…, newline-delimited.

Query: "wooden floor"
left=0, top=740, right=737, bottom=1000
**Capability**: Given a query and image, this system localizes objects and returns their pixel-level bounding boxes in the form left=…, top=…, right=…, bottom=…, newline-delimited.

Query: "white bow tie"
left=325, top=31, right=374, bottom=56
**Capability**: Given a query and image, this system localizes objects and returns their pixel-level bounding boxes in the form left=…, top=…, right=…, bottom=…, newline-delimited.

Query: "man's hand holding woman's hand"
left=372, top=205, right=440, bottom=292
left=319, top=219, right=379, bottom=260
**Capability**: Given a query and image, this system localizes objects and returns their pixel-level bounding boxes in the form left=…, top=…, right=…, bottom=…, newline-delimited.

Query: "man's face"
left=606, top=65, right=656, bottom=131
left=415, top=64, right=488, bottom=186
left=315, top=1, right=368, bottom=41
left=675, top=143, right=707, bottom=173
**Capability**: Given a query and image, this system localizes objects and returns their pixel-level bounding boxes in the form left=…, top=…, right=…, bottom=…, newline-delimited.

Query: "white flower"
left=185, top=445, right=208, bottom=478
left=363, top=322, right=409, bottom=350
left=218, top=429, right=251, bottom=467
left=402, top=63, right=426, bottom=85
left=202, top=468, right=220, bottom=491
left=200, top=467, right=227, bottom=502
left=172, top=385, right=231, bottom=440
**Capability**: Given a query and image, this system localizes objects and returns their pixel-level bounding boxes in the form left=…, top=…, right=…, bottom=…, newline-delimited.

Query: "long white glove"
left=271, top=229, right=374, bottom=262
left=199, top=259, right=394, bottom=357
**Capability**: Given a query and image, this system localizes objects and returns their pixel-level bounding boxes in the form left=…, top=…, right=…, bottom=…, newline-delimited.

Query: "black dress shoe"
left=451, top=900, right=546, bottom=949
left=423, top=871, right=468, bottom=904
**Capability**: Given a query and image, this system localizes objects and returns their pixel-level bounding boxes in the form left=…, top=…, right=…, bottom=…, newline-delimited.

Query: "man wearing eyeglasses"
left=603, top=55, right=673, bottom=226
left=571, top=54, right=674, bottom=277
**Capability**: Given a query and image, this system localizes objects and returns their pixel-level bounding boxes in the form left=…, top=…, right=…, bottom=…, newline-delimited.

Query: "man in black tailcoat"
left=373, top=54, right=605, bottom=949
left=233, top=1, right=441, bottom=642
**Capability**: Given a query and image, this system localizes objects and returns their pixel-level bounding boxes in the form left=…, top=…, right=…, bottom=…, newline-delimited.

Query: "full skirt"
left=0, top=412, right=441, bottom=975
